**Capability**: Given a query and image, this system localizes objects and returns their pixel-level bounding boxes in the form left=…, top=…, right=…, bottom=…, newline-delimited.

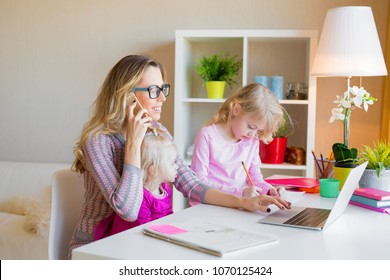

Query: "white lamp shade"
left=312, top=6, right=387, bottom=77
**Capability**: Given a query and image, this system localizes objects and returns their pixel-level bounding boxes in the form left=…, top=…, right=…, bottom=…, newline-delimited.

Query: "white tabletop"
left=72, top=192, right=390, bottom=260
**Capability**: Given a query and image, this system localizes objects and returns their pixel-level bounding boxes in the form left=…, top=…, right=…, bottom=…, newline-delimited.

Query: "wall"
left=0, top=0, right=388, bottom=164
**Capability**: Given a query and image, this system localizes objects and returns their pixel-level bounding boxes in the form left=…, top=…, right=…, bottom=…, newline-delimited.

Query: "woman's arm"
left=204, top=188, right=291, bottom=212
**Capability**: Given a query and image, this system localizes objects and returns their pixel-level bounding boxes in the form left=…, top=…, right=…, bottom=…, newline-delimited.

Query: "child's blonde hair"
left=207, top=83, right=284, bottom=143
left=141, top=128, right=177, bottom=191
left=72, top=55, right=167, bottom=174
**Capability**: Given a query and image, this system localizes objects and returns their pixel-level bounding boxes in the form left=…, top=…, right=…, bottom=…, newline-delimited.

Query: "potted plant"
left=357, top=140, right=390, bottom=191
left=195, top=53, right=242, bottom=99
left=329, top=86, right=377, bottom=189
left=260, top=111, right=294, bottom=164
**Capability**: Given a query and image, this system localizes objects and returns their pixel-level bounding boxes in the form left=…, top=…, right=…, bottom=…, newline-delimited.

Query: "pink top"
left=191, top=124, right=272, bottom=197
left=94, top=182, right=173, bottom=239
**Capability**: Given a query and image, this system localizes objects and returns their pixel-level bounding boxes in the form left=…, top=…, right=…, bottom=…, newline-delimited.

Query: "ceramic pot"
left=333, top=166, right=354, bottom=190
left=359, top=169, right=390, bottom=192
left=260, top=138, right=287, bottom=164
left=206, top=81, right=226, bottom=99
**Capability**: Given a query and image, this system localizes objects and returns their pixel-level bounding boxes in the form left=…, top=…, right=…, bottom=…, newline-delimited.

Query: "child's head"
left=208, top=83, right=284, bottom=143
left=141, top=128, right=178, bottom=191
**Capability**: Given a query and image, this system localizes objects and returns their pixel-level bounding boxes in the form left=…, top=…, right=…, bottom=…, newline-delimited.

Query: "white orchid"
left=329, top=85, right=377, bottom=148
left=329, top=86, right=376, bottom=123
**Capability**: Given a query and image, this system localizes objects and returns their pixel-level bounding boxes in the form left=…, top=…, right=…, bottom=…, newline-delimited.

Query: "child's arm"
left=191, top=128, right=244, bottom=196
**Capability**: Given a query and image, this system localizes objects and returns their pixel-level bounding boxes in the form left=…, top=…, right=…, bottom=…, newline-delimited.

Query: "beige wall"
left=0, top=0, right=388, bottom=163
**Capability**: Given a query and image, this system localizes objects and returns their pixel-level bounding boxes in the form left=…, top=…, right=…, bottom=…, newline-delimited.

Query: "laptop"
left=259, top=161, right=368, bottom=230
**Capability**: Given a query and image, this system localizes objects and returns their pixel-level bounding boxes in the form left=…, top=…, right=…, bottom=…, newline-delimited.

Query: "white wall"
left=0, top=0, right=388, bottom=164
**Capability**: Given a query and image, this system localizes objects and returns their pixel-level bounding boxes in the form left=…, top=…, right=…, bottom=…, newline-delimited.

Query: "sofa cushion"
left=0, top=212, right=48, bottom=259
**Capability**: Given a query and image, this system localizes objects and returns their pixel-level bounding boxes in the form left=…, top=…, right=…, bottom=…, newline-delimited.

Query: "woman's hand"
left=240, top=194, right=291, bottom=213
left=123, top=101, right=153, bottom=166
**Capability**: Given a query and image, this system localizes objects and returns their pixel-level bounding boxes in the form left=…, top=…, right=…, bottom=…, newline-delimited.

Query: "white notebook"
left=143, top=218, right=278, bottom=257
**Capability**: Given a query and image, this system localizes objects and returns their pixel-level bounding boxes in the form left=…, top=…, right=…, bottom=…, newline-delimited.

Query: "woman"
left=68, top=54, right=290, bottom=258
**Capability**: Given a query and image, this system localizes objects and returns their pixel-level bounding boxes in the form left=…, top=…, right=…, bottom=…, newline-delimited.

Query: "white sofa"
left=0, top=161, right=70, bottom=259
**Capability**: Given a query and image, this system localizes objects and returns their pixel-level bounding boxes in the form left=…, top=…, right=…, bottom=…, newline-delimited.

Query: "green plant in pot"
left=195, top=53, right=242, bottom=99
left=357, top=140, right=390, bottom=191
left=260, top=110, right=294, bottom=164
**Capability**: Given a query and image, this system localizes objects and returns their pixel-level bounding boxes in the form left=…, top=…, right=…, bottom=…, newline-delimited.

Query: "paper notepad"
left=143, top=218, right=278, bottom=257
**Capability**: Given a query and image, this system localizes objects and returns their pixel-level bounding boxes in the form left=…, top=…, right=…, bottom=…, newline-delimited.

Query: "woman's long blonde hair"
left=72, top=55, right=167, bottom=173
left=207, top=83, right=284, bottom=143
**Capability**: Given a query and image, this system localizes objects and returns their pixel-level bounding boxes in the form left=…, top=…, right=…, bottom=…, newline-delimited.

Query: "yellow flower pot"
left=206, top=81, right=226, bottom=99
left=333, top=166, right=354, bottom=190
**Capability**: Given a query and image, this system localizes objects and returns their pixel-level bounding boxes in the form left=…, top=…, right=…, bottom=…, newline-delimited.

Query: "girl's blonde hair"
left=72, top=55, right=167, bottom=173
left=141, top=128, right=177, bottom=191
left=208, top=83, right=284, bottom=143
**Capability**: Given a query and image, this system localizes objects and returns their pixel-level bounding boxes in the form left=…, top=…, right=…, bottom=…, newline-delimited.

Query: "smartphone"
left=126, top=92, right=144, bottom=117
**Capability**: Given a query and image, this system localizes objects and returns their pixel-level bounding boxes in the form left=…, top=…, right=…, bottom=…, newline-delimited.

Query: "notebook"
left=143, top=218, right=278, bottom=257
left=258, top=162, right=368, bottom=230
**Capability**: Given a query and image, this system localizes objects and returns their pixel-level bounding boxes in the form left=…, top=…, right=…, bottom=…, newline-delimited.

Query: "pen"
left=241, top=161, right=255, bottom=187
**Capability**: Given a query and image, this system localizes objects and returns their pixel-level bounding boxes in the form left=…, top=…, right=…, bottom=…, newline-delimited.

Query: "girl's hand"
left=243, top=186, right=262, bottom=198
left=240, top=194, right=291, bottom=213
left=268, top=186, right=287, bottom=199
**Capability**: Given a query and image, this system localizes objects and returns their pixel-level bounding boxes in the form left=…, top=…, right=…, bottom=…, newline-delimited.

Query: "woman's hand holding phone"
left=125, top=94, right=152, bottom=140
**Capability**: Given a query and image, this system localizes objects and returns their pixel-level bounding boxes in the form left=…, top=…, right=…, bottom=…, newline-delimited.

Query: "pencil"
left=241, top=161, right=255, bottom=187
left=311, top=150, right=324, bottom=178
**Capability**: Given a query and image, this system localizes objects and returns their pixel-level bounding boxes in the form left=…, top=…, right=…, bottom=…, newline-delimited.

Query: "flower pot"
left=333, top=166, right=354, bottom=190
left=260, top=138, right=287, bottom=164
left=359, top=169, right=390, bottom=192
left=206, top=81, right=226, bottom=99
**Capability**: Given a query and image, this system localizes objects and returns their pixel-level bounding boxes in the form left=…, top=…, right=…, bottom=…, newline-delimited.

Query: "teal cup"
left=319, top=178, right=340, bottom=198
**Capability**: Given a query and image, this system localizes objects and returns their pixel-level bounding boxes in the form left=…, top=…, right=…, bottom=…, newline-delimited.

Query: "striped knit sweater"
left=68, top=122, right=211, bottom=258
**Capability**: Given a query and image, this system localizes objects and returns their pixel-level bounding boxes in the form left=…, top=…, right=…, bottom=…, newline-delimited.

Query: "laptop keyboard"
left=284, top=207, right=331, bottom=228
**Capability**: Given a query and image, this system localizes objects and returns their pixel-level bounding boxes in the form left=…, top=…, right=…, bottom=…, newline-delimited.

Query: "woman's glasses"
left=133, top=84, right=170, bottom=99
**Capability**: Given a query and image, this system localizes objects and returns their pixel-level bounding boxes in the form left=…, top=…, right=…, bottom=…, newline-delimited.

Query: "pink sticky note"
left=148, top=224, right=188, bottom=235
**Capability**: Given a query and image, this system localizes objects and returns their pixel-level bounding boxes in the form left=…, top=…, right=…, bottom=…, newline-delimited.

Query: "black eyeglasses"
left=133, top=84, right=170, bottom=99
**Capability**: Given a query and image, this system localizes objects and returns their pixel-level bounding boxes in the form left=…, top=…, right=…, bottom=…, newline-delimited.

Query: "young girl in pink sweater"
left=191, top=83, right=287, bottom=201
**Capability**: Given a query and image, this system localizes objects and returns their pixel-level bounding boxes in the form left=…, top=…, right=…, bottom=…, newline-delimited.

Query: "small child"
left=191, top=83, right=286, bottom=203
left=94, top=128, right=178, bottom=239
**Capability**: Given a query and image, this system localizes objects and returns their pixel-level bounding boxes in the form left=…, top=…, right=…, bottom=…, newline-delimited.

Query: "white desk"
left=72, top=192, right=390, bottom=260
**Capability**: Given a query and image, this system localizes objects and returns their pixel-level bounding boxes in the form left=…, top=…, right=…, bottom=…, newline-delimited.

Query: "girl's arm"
left=191, top=128, right=244, bottom=196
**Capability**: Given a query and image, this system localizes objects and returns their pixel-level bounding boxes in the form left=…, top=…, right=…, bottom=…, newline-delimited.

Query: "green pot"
left=206, top=81, right=226, bottom=99
left=333, top=166, right=354, bottom=190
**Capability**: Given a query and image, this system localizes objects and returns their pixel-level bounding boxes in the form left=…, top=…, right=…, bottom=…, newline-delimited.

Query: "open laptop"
left=259, top=161, right=368, bottom=230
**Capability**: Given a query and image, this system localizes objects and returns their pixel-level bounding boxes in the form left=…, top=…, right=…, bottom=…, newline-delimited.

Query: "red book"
left=353, top=188, right=390, bottom=201
left=264, top=178, right=320, bottom=188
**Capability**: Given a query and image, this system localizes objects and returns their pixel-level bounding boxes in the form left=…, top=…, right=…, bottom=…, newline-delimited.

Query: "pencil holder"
left=314, top=158, right=335, bottom=179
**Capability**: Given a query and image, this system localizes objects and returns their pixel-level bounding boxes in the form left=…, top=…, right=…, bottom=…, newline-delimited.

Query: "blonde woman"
left=191, top=83, right=287, bottom=202
left=68, top=55, right=290, bottom=258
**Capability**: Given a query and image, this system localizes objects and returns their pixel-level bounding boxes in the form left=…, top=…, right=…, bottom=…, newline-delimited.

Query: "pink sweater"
left=191, top=124, right=272, bottom=197
left=94, top=182, right=173, bottom=239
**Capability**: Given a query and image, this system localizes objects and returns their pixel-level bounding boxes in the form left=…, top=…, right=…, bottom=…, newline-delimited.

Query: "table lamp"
left=311, top=6, right=387, bottom=147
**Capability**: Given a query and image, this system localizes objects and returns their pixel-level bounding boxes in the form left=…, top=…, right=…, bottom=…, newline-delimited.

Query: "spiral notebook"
left=143, top=218, right=278, bottom=257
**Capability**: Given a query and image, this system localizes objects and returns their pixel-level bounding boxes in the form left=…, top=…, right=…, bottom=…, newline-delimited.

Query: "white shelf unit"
left=173, top=30, right=317, bottom=211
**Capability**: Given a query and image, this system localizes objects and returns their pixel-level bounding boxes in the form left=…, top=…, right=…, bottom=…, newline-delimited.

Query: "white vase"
left=359, top=169, right=390, bottom=192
